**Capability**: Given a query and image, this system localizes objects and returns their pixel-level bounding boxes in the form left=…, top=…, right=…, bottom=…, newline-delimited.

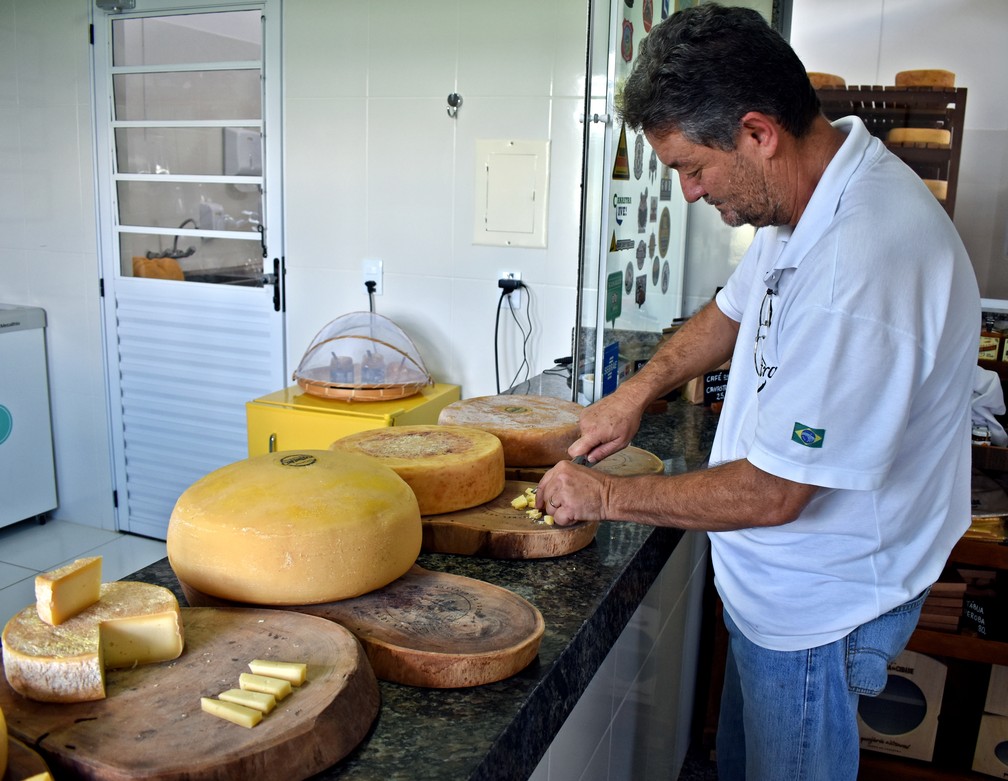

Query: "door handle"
left=260, top=258, right=283, bottom=312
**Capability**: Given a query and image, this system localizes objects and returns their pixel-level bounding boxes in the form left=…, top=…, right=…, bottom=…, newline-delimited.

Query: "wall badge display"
left=649, top=150, right=657, bottom=182
left=642, top=0, right=654, bottom=31
left=652, top=256, right=660, bottom=286
left=624, top=262, right=634, bottom=294
left=633, top=134, right=644, bottom=180
left=635, top=275, right=647, bottom=307
left=648, top=232, right=656, bottom=259
left=636, top=240, right=647, bottom=270
left=661, top=260, right=670, bottom=294
left=637, top=188, right=648, bottom=234
left=613, top=193, right=631, bottom=225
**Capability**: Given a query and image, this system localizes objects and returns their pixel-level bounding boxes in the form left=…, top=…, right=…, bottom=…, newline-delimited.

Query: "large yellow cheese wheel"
left=438, top=395, right=583, bottom=467
left=167, top=450, right=421, bottom=605
left=1, top=581, right=183, bottom=703
left=329, top=425, right=504, bottom=515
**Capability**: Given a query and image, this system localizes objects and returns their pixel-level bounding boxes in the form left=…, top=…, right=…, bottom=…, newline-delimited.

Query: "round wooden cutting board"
left=0, top=607, right=379, bottom=781
left=3, top=735, right=51, bottom=780
left=180, top=566, right=545, bottom=689
left=421, top=480, right=600, bottom=559
left=504, top=446, right=664, bottom=482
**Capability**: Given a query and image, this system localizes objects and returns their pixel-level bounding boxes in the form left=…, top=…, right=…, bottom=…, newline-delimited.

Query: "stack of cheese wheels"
left=438, top=394, right=583, bottom=467
left=329, top=425, right=504, bottom=515
left=2, top=579, right=184, bottom=703
left=167, top=450, right=422, bottom=605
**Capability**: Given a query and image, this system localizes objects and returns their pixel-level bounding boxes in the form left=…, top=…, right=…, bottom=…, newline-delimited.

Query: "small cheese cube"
left=239, top=672, right=291, bottom=700
left=35, top=557, right=102, bottom=626
left=201, top=697, right=262, bottom=728
left=511, top=495, right=529, bottom=510
left=219, top=687, right=276, bottom=714
left=248, top=659, right=307, bottom=686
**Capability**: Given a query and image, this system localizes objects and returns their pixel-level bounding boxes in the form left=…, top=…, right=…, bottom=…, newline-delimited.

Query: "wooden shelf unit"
left=816, top=85, right=967, bottom=218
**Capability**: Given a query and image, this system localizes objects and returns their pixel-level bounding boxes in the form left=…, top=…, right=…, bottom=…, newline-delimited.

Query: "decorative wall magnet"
left=661, top=260, right=670, bottom=293
left=648, top=232, right=656, bottom=258
left=637, top=188, right=648, bottom=233
left=636, top=240, right=647, bottom=270
left=652, top=256, right=660, bottom=286
left=650, top=196, right=657, bottom=223
left=613, top=193, right=630, bottom=225
left=613, top=124, right=630, bottom=180
left=633, top=134, right=644, bottom=180
left=643, top=0, right=654, bottom=31
left=621, top=19, right=634, bottom=62
left=610, top=231, right=634, bottom=252
left=635, top=275, right=647, bottom=307
left=658, top=206, right=671, bottom=257
left=649, top=150, right=657, bottom=182
left=660, top=165, right=672, bottom=201
left=624, top=262, right=634, bottom=293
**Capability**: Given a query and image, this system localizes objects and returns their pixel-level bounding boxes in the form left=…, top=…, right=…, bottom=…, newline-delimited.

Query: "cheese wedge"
left=248, top=659, right=307, bottom=685
left=167, top=450, right=422, bottom=605
left=201, top=697, right=262, bottom=728
left=35, top=556, right=102, bottom=626
left=330, top=425, right=505, bottom=515
left=218, top=688, right=276, bottom=714
left=438, top=394, right=584, bottom=467
left=2, top=581, right=184, bottom=702
left=239, top=672, right=291, bottom=700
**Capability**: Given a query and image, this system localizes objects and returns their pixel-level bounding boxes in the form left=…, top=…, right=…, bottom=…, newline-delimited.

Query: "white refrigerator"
left=0, top=304, right=57, bottom=528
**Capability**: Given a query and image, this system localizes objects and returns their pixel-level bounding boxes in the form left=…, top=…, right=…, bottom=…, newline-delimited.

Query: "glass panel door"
left=109, top=10, right=266, bottom=287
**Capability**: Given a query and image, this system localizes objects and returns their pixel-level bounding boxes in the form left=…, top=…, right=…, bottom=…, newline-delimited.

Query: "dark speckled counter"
left=129, top=396, right=719, bottom=781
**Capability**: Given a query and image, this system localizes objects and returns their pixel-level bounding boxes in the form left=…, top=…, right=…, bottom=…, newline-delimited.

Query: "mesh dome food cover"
left=293, top=312, right=433, bottom=401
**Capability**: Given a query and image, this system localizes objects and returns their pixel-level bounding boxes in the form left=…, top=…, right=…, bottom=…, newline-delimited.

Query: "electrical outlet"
left=500, top=271, right=522, bottom=309
left=362, top=258, right=383, bottom=295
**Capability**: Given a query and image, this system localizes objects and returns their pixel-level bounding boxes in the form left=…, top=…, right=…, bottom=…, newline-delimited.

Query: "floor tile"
left=0, top=519, right=119, bottom=570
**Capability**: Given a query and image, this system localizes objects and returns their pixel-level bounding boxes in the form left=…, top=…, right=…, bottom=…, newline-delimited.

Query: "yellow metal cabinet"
left=245, top=383, right=461, bottom=456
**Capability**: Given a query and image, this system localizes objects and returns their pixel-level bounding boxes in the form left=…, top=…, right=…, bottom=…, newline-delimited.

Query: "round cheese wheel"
left=1, top=581, right=182, bottom=703
left=438, top=395, right=583, bottom=467
left=329, top=425, right=504, bottom=515
left=167, top=450, right=421, bottom=605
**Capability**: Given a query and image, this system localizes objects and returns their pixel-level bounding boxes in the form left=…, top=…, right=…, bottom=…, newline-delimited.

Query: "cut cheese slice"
left=1, top=581, right=184, bottom=703
left=167, top=450, right=422, bottom=605
left=438, top=394, right=584, bottom=467
left=219, top=688, right=276, bottom=713
left=329, top=425, right=504, bottom=515
left=248, top=659, right=307, bottom=685
left=35, top=556, right=102, bottom=626
left=239, top=672, right=291, bottom=700
left=201, top=697, right=262, bottom=728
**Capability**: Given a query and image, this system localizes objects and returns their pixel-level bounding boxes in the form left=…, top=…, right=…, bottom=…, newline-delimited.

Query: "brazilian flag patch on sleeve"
left=792, top=422, right=825, bottom=448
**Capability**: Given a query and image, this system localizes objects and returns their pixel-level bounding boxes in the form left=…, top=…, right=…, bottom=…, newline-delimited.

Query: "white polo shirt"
left=710, top=116, right=980, bottom=651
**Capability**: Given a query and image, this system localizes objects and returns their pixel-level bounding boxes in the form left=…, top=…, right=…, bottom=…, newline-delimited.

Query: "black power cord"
left=494, top=279, right=532, bottom=394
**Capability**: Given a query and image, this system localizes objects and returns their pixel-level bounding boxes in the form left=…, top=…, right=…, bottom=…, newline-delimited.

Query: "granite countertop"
left=129, top=396, right=719, bottom=781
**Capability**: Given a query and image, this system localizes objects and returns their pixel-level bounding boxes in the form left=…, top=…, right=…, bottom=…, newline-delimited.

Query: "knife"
left=571, top=455, right=593, bottom=467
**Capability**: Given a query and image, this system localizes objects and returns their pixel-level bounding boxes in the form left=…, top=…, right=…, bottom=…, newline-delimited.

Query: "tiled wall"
left=531, top=531, right=709, bottom=781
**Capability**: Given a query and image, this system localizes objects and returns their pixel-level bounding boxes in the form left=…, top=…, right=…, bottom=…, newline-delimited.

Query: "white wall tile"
left=283, top=0, right=368, bottom=100
left=367, top=0, right=459, bottom=98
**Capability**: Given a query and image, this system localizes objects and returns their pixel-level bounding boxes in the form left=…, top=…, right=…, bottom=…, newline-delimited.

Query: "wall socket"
left=501, top=271, right=522, bottom=309
left=362, top=258, right=383, bottom=295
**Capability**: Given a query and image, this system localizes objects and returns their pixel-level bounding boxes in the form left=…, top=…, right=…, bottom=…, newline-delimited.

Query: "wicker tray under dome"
left=293, top=312, right=433, bottom=401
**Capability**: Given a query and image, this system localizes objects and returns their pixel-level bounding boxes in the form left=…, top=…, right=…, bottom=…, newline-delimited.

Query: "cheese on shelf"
left=35, top=556, right=102, bottom=626
left=248, top=659, right=307, bottom=685
left=329, top=425, right=504, bottom=515
left=2, top=581, right=184, bottom=703
left=167, top=450, right=422, bottom=605
left=239, top=672, right=291, bottom=700
left=438, top=395, right=583, bottom=467
left=200, top=697, right=262, bottom=728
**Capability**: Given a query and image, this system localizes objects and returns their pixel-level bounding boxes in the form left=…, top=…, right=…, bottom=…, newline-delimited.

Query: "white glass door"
left=93, top=1, right=285, bottom=539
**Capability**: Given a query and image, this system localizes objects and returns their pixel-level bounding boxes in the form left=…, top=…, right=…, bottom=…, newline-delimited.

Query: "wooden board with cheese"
left=421, top=480, right=600, bottom=559
left=0, top=607, right=379, bottom=781
left=179, top=565, right=544, bottom=689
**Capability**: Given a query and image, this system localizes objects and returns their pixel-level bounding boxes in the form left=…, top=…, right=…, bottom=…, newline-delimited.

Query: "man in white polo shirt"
left=535, top=5, right=980, bottom=779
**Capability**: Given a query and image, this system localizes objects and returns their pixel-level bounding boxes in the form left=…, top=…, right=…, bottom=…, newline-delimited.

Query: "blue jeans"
left=716, top=590, right=928, bottom=780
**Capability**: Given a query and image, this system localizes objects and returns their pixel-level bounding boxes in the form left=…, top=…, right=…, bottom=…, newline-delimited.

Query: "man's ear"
left=737, top=111, right=780, bottom=159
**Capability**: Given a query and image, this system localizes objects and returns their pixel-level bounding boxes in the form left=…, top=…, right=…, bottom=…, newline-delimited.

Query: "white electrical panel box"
left=473, top=139, right=550, bottom=248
